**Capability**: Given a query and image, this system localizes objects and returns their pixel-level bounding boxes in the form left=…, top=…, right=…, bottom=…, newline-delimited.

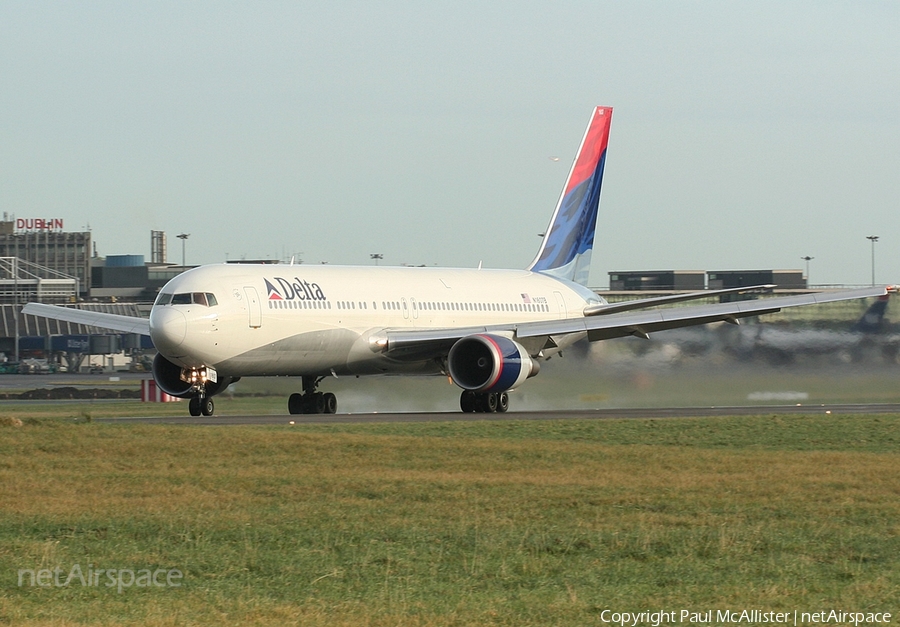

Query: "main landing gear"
left=460, top=390, right=509, bottom=413
left=288, top=376, right=337, bottom=415
left=188, top=395, right=215, bottom=417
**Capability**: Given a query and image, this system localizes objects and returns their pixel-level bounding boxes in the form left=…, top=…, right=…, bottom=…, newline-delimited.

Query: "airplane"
left=720, top=293, right=899, bottom=365
left=23, top=106, right=889, bottom=416
left=598, top=292, right=898, bottom=366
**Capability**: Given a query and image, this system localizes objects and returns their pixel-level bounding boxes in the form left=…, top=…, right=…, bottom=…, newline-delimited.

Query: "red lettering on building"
left=15, top=218, right=64, bottom=232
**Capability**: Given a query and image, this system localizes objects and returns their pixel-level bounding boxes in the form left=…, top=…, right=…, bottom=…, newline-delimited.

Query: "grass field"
left=1, top=411, right=898, bottom=626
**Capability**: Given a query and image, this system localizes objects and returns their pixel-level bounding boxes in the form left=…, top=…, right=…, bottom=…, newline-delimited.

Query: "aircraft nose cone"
left=150, top=307, right=187, bottom=352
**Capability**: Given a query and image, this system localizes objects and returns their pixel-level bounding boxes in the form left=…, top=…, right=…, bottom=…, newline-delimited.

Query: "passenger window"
left=171, top=293, right=192, bottom=305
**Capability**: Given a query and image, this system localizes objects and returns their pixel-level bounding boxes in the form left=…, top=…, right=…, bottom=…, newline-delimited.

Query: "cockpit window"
left=167, top=292, right=218, bottom=307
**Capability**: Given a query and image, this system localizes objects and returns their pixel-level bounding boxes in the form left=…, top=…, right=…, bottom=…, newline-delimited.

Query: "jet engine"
left=152, top=354, right=235, bottom=398
left=448, top=333, right=539, bottom=392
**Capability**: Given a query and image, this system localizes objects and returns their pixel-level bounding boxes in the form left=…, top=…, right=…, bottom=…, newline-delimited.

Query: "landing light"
left=180, top=366, right=218, bottom=386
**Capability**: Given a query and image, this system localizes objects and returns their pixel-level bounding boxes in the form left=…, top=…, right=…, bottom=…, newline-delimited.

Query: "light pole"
left=370, top=254, right=383, bottom=266
left=13, top=257, right=18, bottom=363
left=866, top=235, right=879, bottom=286
left=800, top=256, right=814, bottom=287
left=177, top=233, right=190, bottom=274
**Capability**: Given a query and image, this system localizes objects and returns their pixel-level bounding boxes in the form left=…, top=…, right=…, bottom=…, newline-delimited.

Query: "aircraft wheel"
left=497, top=392, right=509, bottom=413
left=322, top=392, right=337, bottom=414
left=478, top=392, right=498, bottom=413
left=300, top=395, right=317, bottom=414
left=288, top=393, right=303, bottom=415
left=460, top=390, right=477, bottom=413
left=201, top=397, right=215, bottom=416
left=313, top=393, right=327, bottom=414
left=189, top=396, right=202, bottom=417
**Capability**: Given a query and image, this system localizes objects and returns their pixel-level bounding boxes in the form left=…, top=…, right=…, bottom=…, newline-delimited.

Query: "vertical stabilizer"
left=528, top=106, right=612, bottom=285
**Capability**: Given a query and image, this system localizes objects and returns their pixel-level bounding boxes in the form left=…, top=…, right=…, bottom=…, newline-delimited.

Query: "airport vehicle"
left=24, top=107, right=888, bottom=416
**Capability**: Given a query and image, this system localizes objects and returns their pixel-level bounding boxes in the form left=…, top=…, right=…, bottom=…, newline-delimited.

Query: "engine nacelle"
left=152, top=354, right=236, bottom=398
left=448, top=334, right=539, bottom=393
left=152, top=354, right=193, bottom=397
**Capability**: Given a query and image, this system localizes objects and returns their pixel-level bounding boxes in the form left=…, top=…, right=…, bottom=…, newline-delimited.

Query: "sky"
left=1, top=2, right=898, bottom=287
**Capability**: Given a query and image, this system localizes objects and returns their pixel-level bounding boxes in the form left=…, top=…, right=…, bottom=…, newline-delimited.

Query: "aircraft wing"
left=582, top=284, right=776, bottom=316
left=21, top=303, right=151, bottom=336
left=383, top=286, right=887, bottom=355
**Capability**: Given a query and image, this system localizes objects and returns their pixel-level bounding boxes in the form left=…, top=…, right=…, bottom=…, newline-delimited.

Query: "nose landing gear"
left=288, top=376, right=338, bottom=415
left=189, top=395, right=215, bottom=416
left=179, top=365, right=219, bottom=417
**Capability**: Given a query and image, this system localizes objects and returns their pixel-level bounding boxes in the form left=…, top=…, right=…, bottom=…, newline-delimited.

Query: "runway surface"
left=98, top=403, right=900, bottom=425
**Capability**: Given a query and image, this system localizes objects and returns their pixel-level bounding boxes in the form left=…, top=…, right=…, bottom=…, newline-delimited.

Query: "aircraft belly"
left=346, top=355, right=445, bottom=376
left=213, top=328, right=359, bottom=376
left=210, top=325, right=446, bottom=378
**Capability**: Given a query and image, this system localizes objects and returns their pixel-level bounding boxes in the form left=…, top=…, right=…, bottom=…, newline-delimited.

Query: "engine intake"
left=152, top=354, right=236, bottom=398
left=152, top=354, right=193, bottom=397
left=448, top=334, right=539, bottom=392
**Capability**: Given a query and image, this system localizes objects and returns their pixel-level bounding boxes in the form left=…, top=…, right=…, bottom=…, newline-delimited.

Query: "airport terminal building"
left=0, top=215, right=91, bottom=301
left=0, top=218, right=162, bottom=369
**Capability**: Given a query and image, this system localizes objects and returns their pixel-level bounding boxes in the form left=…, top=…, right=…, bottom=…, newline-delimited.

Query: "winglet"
left=528, top=106, right=612, bottom=285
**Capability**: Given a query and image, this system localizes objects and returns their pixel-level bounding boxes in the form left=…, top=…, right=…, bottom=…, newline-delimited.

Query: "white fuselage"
left=148, top=264, right=601, bottom=377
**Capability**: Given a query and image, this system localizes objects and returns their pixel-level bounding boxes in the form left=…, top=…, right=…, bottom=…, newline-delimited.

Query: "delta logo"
left=264, top=277, right=327, bottom=302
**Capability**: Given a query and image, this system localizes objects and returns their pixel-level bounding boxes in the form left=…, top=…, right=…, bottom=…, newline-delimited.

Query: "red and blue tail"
left=528, top=106, right=612, bottom=286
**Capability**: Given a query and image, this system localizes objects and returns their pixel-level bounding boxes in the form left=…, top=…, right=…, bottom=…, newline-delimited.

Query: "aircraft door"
left=244, top=286, right=262, bottom=328
left=554, top=291, right=568, bottom=320
left=401, top=298, right=410, bottom=320
left=410, top=298, right=419, bottom=320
